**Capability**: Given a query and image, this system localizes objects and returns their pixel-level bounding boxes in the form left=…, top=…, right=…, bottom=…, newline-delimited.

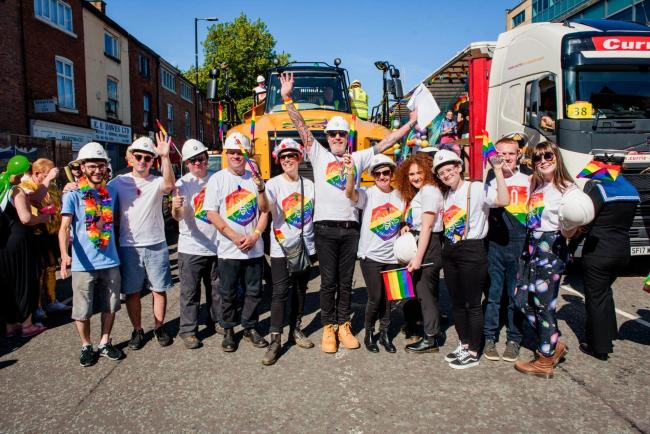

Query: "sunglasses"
left=372, top=168, right=392, bottom=178
left=133, top=153, right=153, bottom=163
left=279, top=153, right=300, bottom=161
left=327, top=131, right=348, bottom=138
left=188, top=155, right=207, bottom=164
left=532, top=151, right=555, bottom=165
left=85, top=163, right=107, bottom=172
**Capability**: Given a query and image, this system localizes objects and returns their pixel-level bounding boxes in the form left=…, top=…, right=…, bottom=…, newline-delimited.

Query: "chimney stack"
left=89, top=1, right=106, bottom=14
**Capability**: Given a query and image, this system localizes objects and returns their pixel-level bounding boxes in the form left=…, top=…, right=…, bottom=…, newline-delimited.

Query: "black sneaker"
left=154, top=325, right=172, bottom=347
left=98, top=341, right=124, bottom=361
left=79, top=344, right=96, bottom=367
left=129, top=328, right=146, bottom=350
left=449, top=349, right=480, bottom=370
left=483, top=339, right=500, bottom=361
left=444, top=342, right=464, bottom=363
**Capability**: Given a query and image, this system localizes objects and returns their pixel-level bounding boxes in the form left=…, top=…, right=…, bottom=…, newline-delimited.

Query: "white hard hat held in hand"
left=77, top=142, right=110, bottom=162
left=182, top=139, right=208, bottom=161
left=394, top=232, right=418, bottom=264
left=559, top=187, right=595, bottom=230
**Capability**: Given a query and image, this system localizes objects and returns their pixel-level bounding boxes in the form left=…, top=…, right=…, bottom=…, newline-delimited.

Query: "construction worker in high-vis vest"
left=348, top=80, right=368, bottom=120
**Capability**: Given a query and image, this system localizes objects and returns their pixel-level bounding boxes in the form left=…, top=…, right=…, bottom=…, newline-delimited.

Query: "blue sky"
left=105, top=0, right=517, bottom=107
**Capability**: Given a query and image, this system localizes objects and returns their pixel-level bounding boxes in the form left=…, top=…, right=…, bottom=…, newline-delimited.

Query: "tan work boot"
left=514, top=353, right=555, bottom=379
left=536, top=341, right=568, bottom=367
left=337, top=321, right=360, bottom=349
left=321, top=324, right=338, bottom=353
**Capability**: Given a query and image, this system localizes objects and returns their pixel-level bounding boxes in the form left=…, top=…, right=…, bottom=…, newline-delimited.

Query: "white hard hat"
left=324, top=116, right=349, bottom=132
left=433, top=149, right=462, bottom=171
left=272, top=138, right=304, bottom=160
left=224, top=132, right=251, bottom=152
left=368, top=154, right=396, bottom=174
left=182, top=139, right=208, bottom=161
left=77, top=142, right=109, bottom=162
left=256, top=75, right=265, bottom=83
left=129, top=136, right=157, bottom=156
left=393, top=232, right=418, bottom=264
left=559, top=187, right=595, bottom=230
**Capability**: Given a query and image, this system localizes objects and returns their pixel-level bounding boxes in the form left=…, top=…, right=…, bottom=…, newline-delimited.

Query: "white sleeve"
left=266, top=178, right=278, bottom=205
left=202, top=174, right=220, bottom=212
left=484, top=179, right=499, bottom=208
left=421, top=184, right=443, bottom=214
left=356, top=188, right=368, bottom=210
left=307, top=138, right=326, bottom=163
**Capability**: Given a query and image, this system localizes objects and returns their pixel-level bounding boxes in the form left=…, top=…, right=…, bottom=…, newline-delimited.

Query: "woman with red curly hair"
left=394, top=154, right=446, bottom=353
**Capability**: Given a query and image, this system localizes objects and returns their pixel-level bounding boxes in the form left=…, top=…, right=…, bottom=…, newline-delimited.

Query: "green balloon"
left=5, top=155, right=30, bottom=176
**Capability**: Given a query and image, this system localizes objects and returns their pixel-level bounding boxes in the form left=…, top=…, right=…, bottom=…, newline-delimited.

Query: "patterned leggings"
left=514, top=231, right=567, bottom=357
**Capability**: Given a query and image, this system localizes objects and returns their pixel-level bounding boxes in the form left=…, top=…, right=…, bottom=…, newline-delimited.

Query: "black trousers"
left=442, top=239, right=487, bottom=353
left=218, top=257, right=263, bottom=330
left=359, top=259, right=399, bottom=331
left=413, top=233, right=443, bottom=336
left=314, top=223, right=360, bottom=325
left=177, top=253, right=221, bottom=337
left=582, top=254, right=628, bottom=354
left=269, top=257, right=311, bottom=334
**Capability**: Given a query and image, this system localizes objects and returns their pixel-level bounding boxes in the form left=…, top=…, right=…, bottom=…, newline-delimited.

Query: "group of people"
left=1, top=71, right=646, bottom=375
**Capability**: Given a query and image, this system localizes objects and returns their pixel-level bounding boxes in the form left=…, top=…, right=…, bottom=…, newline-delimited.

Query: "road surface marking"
left=560, top=284, right=650, bottom=329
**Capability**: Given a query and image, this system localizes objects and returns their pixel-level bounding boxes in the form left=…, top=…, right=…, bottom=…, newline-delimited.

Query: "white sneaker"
left=45, top=300, right=72, bottom=313
left=444, top=342, right=464, bottom=362
left=448, top=348, right=480, bottom=370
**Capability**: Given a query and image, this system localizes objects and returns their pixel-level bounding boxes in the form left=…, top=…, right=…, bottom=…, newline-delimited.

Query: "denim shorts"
left=120, top=242, right=173, bottom=295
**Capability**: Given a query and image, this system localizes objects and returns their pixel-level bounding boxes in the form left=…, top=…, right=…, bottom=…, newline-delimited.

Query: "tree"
left=185, top=13, right=290, bottom=116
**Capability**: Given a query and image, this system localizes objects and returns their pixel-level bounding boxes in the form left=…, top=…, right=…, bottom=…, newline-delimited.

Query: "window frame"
left=167, top=103, right=174, bottom=134
left=106, top=77, right=119, bottom=118
left=34, top=0, right=75, bottom=36
left=143, top=93, right=151, bottom=129
left=138, top=53, right=150, bottom=78
left=55, top=55, right=76, bottom=110
left=184, top=111, right=192, bottom=138
left=104, top=31, right=120, bottom=61
left=161, top=68, right=176, bottom=93
left=180, top=81, right=194, bottom=103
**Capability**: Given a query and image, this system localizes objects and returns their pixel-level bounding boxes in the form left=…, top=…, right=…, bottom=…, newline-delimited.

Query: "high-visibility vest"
left=349, top=87, right=368, bottom=120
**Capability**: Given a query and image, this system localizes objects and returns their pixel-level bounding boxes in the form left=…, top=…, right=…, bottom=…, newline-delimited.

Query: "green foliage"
left=184, top=13, right=290, bottom=117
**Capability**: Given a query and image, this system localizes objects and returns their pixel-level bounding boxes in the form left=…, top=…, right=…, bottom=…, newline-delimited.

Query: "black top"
left=582, top=177, right=639, bottom=257
left=0, top=194, right=31, bottom=250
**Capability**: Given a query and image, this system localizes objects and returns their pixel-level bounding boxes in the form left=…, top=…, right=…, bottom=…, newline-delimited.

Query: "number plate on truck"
left=631, top=246, right=650, bottom=255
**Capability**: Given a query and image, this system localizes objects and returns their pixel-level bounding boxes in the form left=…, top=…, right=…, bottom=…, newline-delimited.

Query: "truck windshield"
left=266, top=73, right=349, bottom=113
left=564, top=67, right=650, bottom=119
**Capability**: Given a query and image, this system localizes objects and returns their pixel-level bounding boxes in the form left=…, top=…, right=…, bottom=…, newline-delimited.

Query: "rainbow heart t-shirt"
left=225, top=187, right=257, bottom=226
left=369, top=202, right=401, bottom=241
left=325, top=161, right=355, bottom=190
left=526, top=191, right=544, bottom=230
left=193, top=188, right=210, bottom=223
left=505, top=185, right=529, bottom=226
left=281, top=192, right=314, bottom=229
left=443, top=204, right=467, bottom=243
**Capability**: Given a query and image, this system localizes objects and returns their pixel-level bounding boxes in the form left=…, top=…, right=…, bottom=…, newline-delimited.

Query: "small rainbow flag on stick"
left=155, top=119, right=182, bottom=168
left=234, top=137, right=261, bottom=179
left=481, top=131, right=497, bottom=167
left=347, top=115, right=356, bottom=154
left=577, top=160, right=620, bottom=181
left=250, top=108, right=256, bottom=143
left=218, top=102, right=224, bottom=143
left=381, top=267, right=415, bottom=301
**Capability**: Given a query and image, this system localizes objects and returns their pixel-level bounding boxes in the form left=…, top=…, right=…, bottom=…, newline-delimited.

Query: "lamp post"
left=194, top=17, right=218, bottom=139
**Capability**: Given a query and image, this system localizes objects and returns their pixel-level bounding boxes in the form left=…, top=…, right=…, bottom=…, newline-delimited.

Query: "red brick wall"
left=159, top=73, right=195, bottom=144
left=0, top=0, right=27, bottom=134
left=23, top=0, right=87, bottom=128
left=129, top=43, right=159, bottom=138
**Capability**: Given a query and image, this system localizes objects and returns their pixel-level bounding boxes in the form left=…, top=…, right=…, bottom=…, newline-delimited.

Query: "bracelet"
left=257, top=186, right=265, bottom=193
left=283, top=98, right=294, bottom=105
left=254, top=229, right=262, bottom=236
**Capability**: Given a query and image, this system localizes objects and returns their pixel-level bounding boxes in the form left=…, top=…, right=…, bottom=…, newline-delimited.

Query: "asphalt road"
left=1, top=250, right=648, bottom=433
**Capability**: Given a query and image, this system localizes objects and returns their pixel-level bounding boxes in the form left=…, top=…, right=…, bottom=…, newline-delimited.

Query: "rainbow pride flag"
left=381, top=268, right=415, bottom=301
left=577, top=160, right=620, bottom=182
left=481, top=131, right=497, bottom=167
left=250, top=109, right=256, bottom=143
left=347, top=115, right=356, bottom=154
left=218, top=102, right=224, bottom=143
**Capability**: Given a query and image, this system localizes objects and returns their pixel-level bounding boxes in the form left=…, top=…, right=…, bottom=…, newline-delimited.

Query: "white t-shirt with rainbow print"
left=356, top=186, right=405, bottom=264
left=203, top=168, right=263, bottom=260
left=175, top=172, right=219, bottom=256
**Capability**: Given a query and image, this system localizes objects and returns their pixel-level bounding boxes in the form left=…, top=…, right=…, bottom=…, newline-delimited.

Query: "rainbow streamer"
left=218, top=102, right=224, bottom=143
left=577, top=160, right=620, bottom=182
left=234, top=137, right=261, bottom=179
left=347, top=115, right=356, bottom=154
left=381, top=268, right=415, bottom=301
left=481, top=131, right=497, bottom=167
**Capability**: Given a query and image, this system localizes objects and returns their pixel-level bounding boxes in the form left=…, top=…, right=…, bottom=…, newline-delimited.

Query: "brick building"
left=0, top=0, right=27, bottom=136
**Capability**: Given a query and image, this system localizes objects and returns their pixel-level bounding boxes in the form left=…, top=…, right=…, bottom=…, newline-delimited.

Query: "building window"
left=167, top=103, right=174, bottom=134
left=106, top=77, right=119, bottom=118
left=184, top=111, right=191, bottom=138
left=198, top=97, right=203, bottom=113
left=34, top=0, right=73, bottom=33
left=181, top=81, right=193, bottom=103
left=55, top=56, right=75, bottom=109
left=199, top=123, right=204, bottom=142
left=143, top=93, right=151, bottom=129
left=104, top=32, right=119, bottom=60
left=138, top=54, right=150, bottom=78
left=161, top=68, right=176, bottom=93
left=512, top=10, right=526, bottom=27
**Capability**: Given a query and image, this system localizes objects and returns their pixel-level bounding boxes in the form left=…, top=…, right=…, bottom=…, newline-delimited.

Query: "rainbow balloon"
left=381, top=267, right=415, bottom=301
left=577, top=160, right=620, bottom=182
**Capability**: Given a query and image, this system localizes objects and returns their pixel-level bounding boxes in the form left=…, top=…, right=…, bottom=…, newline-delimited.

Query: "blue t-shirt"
left=61, top=184, right=120, bottom=272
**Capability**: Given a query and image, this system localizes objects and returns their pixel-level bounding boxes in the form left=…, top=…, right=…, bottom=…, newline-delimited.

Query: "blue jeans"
left=483, top=238, right=525, bottom=344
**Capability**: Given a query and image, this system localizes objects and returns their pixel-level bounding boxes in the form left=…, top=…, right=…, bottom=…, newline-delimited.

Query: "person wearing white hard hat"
left=280, top=71, right=417, bottom=354
left=513, top=141, right=577, bottom=378
left=204, top=131, right=269, bottom=352
left=394, top=154, right=445, bottom=353
left=253, top=75, right=266, bottom=104
left=344, top=153, right=403, bottom=354
left=261, top=138, right=316, bottom=365
left=108, top=133, right=176, bottom=350
left=59, top=142, right=124, bottom=366
left=579, top=161, right=639, bottom=361
left=171, top=139, right=222, bottom=349
left=482, top=137, right=532, bottom=363
left=433, top=148, right=509, bottom=370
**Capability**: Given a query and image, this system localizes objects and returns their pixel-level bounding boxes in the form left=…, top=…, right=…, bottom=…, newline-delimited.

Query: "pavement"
left=1, top=247, right=648, bottom=433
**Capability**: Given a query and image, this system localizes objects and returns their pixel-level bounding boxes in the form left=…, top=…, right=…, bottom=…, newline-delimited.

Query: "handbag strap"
left=299, top=176, right=305, bottom=239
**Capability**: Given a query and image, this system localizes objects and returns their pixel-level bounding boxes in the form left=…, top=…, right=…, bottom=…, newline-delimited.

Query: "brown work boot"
left=337, top=321, right=360, bottom=350
left=321, top=324, right=338, bottom=353
left=514, top=353, right=555, bottom=379
left=551, top=341, right=568, bottom=367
